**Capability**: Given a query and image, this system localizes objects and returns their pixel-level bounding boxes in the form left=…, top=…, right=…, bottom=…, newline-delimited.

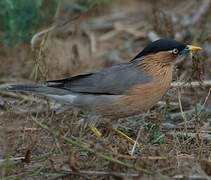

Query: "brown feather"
left=138, top=51, right=176, bottom=76
left=112, top=52, right=175, bottom=117
left=90, top=53, right=175, bottom=118
left=89, top=52, right=176, bottom=118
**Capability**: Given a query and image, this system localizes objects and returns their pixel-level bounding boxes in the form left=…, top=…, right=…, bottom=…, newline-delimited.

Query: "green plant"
left=0, top=0, right=60, bottom=48
left=0, top=0, right=112, bottom=48
left=144, top=122, right=164, bottom=145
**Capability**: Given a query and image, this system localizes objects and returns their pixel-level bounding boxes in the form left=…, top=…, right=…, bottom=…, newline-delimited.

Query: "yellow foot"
left=89, top=126, right=102, bottom=137
left=116, top=130, right=139, bottom=146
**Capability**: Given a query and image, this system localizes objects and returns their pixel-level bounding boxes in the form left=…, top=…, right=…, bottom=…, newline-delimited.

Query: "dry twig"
left=171, top=80, right=211, bottom=88
left=31, top=116, right=172, bottom=179
left=177, top=87, right=188, bottom=133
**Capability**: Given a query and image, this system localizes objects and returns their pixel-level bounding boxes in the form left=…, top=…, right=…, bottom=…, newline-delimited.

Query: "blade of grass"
left=30, top=160, right=48, bottom=177
left=31, top=116, right=171, bottom=179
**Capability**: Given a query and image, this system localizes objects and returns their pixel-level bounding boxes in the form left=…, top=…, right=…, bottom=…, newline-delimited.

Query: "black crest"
left=132, top=39, right=186, bottom=60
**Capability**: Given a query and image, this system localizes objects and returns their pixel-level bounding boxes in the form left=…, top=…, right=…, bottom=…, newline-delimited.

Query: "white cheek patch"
left=44, top=94, right=76, bottom=104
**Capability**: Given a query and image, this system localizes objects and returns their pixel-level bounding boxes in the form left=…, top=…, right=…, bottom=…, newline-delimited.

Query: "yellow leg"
left=89, top=126, right=139, bottom=146
left=116, top=130, right=139, bottom=146
left=89, top=126, right=102, bottom=137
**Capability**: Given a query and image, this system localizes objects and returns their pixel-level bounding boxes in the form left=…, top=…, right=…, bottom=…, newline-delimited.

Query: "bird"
left=7, top=39, right=201, bottom=142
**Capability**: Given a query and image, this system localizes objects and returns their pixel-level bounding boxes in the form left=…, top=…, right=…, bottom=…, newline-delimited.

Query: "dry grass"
left=0, top=0, right=211, bottom=179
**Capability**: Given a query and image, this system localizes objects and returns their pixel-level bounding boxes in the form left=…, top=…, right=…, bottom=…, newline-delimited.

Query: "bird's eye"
left=172, top=48, right=179, bottom=55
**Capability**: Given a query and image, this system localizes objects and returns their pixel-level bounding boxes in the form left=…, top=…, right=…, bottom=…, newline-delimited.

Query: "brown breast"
left=98, top=52, right=175, bottom=118
left=116, top=65, right=173, bottom=115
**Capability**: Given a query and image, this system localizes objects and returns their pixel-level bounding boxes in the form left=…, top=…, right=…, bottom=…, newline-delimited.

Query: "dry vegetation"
left=0, top=0, right=211, bottom=179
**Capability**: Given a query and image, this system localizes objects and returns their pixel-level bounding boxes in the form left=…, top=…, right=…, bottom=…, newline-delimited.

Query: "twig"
left=0, top=157, right=24, bottom=164
left=99, top=30, right=119, bottom=41
left=157, top=101, right=179, bottom=106
left=177, top=87, right=188, bottom=133
left=189, top=87, right=211, bottom=126
left=166, top=131, right=211, bottom=141
left=30, top=14, right=76, bottom=50
left=173, top=174, right=210, bottom=180
left=31, top=25, right=56, bottom=50
left=0, top=153, right=51, bottom=166
left=171, top=80, right=211, bottom=88
left=60, top=168, right=140, bottom=177
left=139, top=155, right=211, bottom=163
left=195, top=104, right=202, bottom=159
left=130, top=127, right=142, bottom=156
left=84, top=30, right=96, bottom=54
left=200, top=87, right=211, bottom=113
left=167, top=110, right=195, bottom=120
left=139, top=155, right=194, bottom=160
left=31, top=116, right=171, bottom=179
left=6, top=127, right=38, bottom=133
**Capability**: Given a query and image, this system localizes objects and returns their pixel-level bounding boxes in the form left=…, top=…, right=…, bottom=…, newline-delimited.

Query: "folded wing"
left=47, top=61, right=153, bottom=95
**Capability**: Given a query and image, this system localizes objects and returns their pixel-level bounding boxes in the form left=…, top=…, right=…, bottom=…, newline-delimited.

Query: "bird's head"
left=132, top=39, right=201, bottom=64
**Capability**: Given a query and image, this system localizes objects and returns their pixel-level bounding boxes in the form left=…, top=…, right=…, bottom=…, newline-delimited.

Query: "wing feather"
left=47, top=60, right=153, bottom=95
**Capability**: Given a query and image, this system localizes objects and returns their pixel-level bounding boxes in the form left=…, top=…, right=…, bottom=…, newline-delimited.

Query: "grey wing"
left=47, top=61, right=153, bottom=95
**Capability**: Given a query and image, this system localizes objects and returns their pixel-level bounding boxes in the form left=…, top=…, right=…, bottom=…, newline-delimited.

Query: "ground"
left=0, top=0, right=210, bottom=179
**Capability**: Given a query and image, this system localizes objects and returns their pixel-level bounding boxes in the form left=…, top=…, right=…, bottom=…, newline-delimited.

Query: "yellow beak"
left=187, top=45, right=202, bottom=51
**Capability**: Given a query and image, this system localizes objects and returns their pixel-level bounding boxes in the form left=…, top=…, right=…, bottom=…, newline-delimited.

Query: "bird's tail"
left=7, top=85, right=51, bottom=93
left=6, top=84, right=76, bottom=105
left=7, top=84, right=71, bottom=95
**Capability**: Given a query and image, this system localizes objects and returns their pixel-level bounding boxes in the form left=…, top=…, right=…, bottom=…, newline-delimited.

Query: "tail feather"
left=7, top=85, right=48, bottom=92
left=7, top=84, right=77, bottom=105
left=7, top=84, right=71, bottom=96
